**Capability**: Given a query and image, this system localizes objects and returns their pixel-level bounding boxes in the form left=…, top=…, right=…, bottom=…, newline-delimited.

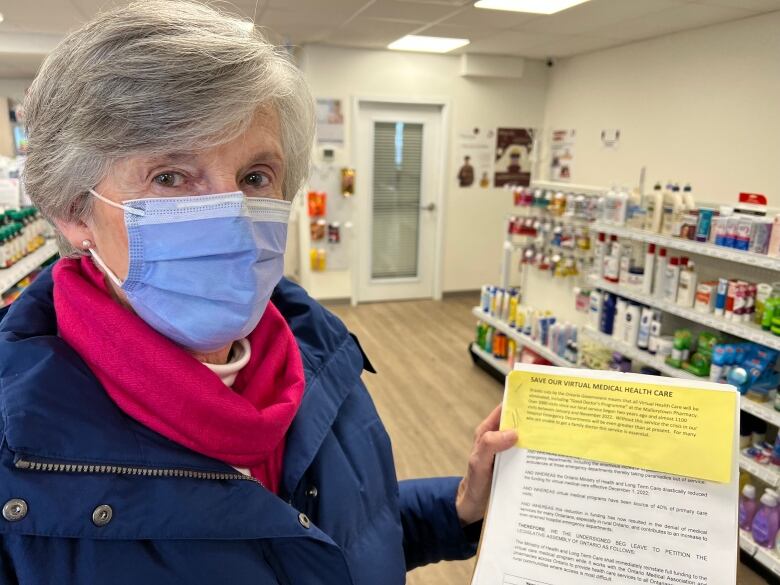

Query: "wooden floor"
left=326, top=294, right=766, bottom=585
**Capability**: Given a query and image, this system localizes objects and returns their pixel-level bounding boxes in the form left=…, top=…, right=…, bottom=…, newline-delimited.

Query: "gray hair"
left=23, top=0, right=314, bottom=256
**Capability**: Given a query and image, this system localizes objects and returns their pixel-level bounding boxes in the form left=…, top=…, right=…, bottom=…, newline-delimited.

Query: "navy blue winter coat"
left=0, top=267, right=479, bottom=584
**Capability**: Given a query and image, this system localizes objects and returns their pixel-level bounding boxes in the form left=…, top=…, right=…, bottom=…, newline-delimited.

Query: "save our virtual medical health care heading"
left=530, top=376, right=676, bottom=398
left=502, top=369, right=737, bottom=483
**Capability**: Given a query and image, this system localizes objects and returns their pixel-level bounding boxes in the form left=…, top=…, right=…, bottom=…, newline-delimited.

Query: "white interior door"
left=355, top=101, right=444, bottom=302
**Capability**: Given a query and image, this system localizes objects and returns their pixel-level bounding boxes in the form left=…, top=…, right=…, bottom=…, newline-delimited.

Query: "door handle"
left=420, top=203, right=436, bottom=212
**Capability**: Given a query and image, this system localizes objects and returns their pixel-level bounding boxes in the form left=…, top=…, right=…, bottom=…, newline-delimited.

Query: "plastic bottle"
left=644, top=183, right=664, bottom=233
left=642, top=243, right=655, bottom=295
left=603, top=236, right=620, bottom=283
left=618, top=244, right=632, bottom=287
left=739, top=484, right=759, bottom=531
left=648, top=310, right=663, bottom=354
left=589, top=291, right=602, bottom=329
left=682, top=184, right=695, bottom=210
left=623, top=302, right=640, bottom=347
left=614, top=188, right=629, bottom=226
left=661, top=186, right=684, bottom=236
left=613, top=299, right=627, bottom=340
left=653, top=248, right=667, bottom=299
left=600, top=293, right=616, bottom=335
left=636, top=306, right=653, bottom=350
left=603, top=187, right=617, bottom=224
left=677, top=260, right=697, bottom=308
left=663, top=257, right=681, bottom=303
left=752, top=491, right=780, bottom=548
left=592, top=233, right=606, bottom=278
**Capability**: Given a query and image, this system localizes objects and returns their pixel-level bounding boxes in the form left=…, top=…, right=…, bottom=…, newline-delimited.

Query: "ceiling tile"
left=439, top=5, right=541, bottom=28
left=266, top=0, right=369, bottom=13
left=323, top=17, right=422, bottom=49
left=522, top=34, right=625, bottom=57
left=513, top=0, right=687, bottom=35
left=260, top=7, right=349, bottom=29
left=688, top=0, right=780, bottom=11
left=359, top=0, right=463, bottom=22
left=417, top=22, right=503, bottom=41
left=588, top=3, right=756, bottom=41
left=462, top=30, right=559, bottom=55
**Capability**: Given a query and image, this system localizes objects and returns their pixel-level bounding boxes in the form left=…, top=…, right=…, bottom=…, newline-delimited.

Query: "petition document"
left=472, top=365, right=739, bottom=585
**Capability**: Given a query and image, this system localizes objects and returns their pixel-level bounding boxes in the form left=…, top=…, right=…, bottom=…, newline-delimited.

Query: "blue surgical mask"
left=88, top=189, right=291, bottom=352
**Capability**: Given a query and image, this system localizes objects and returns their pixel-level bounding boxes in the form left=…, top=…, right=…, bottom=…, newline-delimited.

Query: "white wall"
left=0, top=78, right=32, bottom=103
left=541, top=10, right=780, bottom=205
left=299, top=45, right=549, bottom=295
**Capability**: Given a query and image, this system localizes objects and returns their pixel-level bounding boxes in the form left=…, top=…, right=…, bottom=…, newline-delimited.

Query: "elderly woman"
left=0, top=2, right=517, bottom=583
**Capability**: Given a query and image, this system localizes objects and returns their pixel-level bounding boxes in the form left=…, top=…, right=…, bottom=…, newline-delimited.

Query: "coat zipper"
left=15, top=458, right=263, bottom=486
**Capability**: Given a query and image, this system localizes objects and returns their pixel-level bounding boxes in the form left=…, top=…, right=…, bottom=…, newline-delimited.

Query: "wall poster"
left=494, top=127, right=534, bottom=187
left=550, top=128, right=576, bottom=182
left=315, top=98, right=344, bottom=144
left=456, top=127, right=494, bottom=189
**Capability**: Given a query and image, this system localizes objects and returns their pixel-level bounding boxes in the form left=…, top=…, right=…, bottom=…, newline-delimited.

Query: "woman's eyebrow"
left=248, top=150, right=284, bottom=164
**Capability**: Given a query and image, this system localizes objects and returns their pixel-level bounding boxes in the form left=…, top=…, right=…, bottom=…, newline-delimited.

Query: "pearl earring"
left=82, top=239, right=93, bottom=250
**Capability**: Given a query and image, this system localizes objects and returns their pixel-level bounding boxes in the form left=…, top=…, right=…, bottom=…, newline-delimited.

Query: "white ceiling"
left=0, top=0, right=778, bottom=76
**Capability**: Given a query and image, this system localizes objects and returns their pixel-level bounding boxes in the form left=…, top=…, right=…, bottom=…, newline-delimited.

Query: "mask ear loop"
left=84, top=188, right=138, bottom=287
left=85, top=243, right=124, bottom=288
left=89, top=189, right=145, bottom=216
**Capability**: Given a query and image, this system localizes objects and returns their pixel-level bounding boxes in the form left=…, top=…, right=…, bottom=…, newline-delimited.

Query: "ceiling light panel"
left=474, top=0, right=592, bottom=15
left=388, top=34, right=470, bottom=52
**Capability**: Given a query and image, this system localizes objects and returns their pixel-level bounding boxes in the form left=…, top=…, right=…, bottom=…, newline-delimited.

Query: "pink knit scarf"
left=52, top=257, right=304, bottom=494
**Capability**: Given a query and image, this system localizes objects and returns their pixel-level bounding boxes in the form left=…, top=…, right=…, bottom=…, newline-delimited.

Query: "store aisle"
left=325, top=295, right=766, bottom=585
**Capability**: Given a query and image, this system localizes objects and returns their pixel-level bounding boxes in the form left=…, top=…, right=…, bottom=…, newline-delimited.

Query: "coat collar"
left=0, top=266, right=363, bottom=498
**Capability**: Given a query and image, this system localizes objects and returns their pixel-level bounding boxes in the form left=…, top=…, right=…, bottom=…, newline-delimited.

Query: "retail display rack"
left=740, top=529, right=780, bottom=579
left=472, top=181, right=780, bottom=577
left=470, top=306, right=576, bottom=370
left=588, top=275, right=780, bottom=350
left=592, top=221, right=780, bottom=272
left=498, top=180, right=606, bottom=289
left=0, top=239, right=58, bottom=297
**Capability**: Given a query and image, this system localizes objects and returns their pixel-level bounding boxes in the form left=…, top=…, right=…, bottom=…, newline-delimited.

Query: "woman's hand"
left=455, top=404, right=518, bottom=526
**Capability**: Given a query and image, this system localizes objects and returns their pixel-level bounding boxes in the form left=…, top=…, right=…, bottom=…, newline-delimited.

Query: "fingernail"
left=502, top=430, right=517, bottom=440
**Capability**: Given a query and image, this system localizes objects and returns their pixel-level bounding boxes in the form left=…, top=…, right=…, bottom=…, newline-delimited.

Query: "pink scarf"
left=52, top=257, right=305, bottom=494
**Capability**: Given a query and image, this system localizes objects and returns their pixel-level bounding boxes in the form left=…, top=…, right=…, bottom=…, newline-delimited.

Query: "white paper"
left=472, top=381, right=739, bottom=585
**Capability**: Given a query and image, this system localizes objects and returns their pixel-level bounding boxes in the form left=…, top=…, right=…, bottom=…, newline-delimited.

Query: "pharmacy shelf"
left=580, top=327, right=702, bottom=380
left=740, top=530, right=780, bottom=578
left=583, top=328, right=780, bottom=430
left=588, top=276, right=780, bottom=351
left=739, top=454, right=780, bottom=488
left=0, top=240, right=58, bottom=296
left=472, top=307, right=577, bottom=368
left=591, top=222, right=780, bottom=271
left=530, top=180, right=606, bottom=197
left=469, top=343, right=511, bottom=376
left=741, top=397, right=780, bottom=428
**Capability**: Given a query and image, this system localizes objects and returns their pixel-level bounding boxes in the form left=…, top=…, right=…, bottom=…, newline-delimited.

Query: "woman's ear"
left=54, top=218, right=95, bottom=252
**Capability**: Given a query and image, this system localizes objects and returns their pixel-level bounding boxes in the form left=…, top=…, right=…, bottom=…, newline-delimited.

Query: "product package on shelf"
left=476, top=285, right=579, bottom=367
left=0, top=207, right=48, bottom=269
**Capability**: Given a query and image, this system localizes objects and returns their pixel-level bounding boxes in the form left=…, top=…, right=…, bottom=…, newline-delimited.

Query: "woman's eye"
left=152, top=172, right=182, bottom=187
left=244, top=172, right=270, bottom=188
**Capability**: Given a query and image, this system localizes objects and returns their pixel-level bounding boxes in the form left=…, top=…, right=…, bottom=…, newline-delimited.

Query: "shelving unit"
left=580, top=327, right=701, bottom=380
left=591, top=221, right=780, bottom=271
left=739, top=454, right=780, bottom=488
left=469, top=343, right=511, bottom=376
left=0, top=240, right=58, bottom=296
left=588, top=275, right=780, bottom=350
left=741, top=397, right=780, bottom=428
left=740, top=529, right=780, bottom=578
left=471, top=306, right=577, bottom=368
